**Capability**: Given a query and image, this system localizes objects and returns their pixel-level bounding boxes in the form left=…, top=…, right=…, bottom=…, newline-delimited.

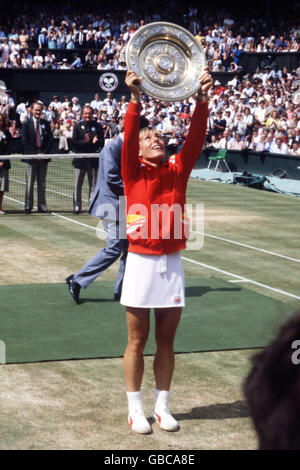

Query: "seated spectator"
left=49, top=95, right=62, bottom=112
left=214, top=80, right=225, bottom=96
left=180, top=105, right=191, bottom=121
left=161, top=115, right=177, bottom=138
left=61, top=58, right=71, bottom=69
left=255, top=99, right=267, bottom=126
left=270, top=137, right=289, bottom=154
left=209, top=134, right=221, bottom=148
left=290, top=141, right=300, bottom=156
left=228, top=133, right=245, bottom=150
left=44, top=51, right=56, bottom=68
left=263, top=133, right=275, bottom=152
left=218, top=129, right=233, bottom=149
left=20, top=48, right=32, bottom=67
left=71, top=54, right=82, bottom=69
left=33, top=49, right=43, bottom=67
left=102, top=36, right=116, bottom=59
left=53, top=121, right=62, bottom=137
left=232, top=112, right=247, bottom=138
left=265, top=110, right=280, bottom=130
left=287, top=112, right=298, bottom=132
left=212, top=110, right=226, bottom=136
left=254, top=131, right=267, bottom=151
left=71, top=97, right=81, bottom=116
left=63, top=121, right=74, bottom=139
left=84, top=49, right=96, bottom=68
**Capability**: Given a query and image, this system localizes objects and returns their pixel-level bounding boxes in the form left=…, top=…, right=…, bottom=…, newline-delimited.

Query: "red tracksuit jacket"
left=121, top=100, right=209, bottom=255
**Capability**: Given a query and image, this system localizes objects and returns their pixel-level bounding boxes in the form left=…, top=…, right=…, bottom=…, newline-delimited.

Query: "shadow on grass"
left=79, top=298, right=116, bottom=304
left=174, top=400, right=249, bottom=420
left=79, top=286, right=242, bottom=304
left=186, top=286, right=241, bottom=297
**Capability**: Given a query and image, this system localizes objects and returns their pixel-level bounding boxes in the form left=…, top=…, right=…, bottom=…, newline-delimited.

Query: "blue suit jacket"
left=88, top=135, right=123, bottom=220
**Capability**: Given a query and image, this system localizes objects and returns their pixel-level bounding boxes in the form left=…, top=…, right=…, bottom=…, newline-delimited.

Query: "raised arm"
left=178, top=66, right=213, bottom=179
left=121, top=70, right=142, bottom=185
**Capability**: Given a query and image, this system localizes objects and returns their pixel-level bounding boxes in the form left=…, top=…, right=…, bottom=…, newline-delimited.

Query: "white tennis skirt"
left=120, top=251, right=185, bottom=309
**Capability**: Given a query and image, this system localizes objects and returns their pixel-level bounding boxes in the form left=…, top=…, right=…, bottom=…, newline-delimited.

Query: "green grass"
left=0, top=177, right=299, bottom=449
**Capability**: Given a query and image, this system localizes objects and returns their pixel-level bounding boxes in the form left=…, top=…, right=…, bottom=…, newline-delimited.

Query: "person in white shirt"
left=218, top=129, right=233, bottom=149
left=228, top=133, right=245, bottom=150
left=119, top=95, right=129, bottom=114
left=16, top=101, right=27, bottom=122
left=264, top=133, right=275, bottom=152
left=248, top=98, right=257, bottom=114
left=222, top=109, right=232, bottom=127
left=270, top=137, right=289, bottom=154
left=248, top=129, right=260, bottom=150
left=243, top=81, right=255, bottom=98
left=244, top=107, right=254, bottom=134
left=49, top=96, right=62, bottom=111
left=33, top=49, right=43, bottom=65
left=255, top=134, right=266, bottom=152
left=290, top=141, right=300, bottom=156
left=162, top=115, right=176, bottom=137
left=0, top=38, right=10, bottom=64
left=233, top=112, right=247, bottom=137
left=90, top=93, right=102, bottom=111
left=255, top=100, right=267, bottom=125
left=71, top=97, right=81, bottom=115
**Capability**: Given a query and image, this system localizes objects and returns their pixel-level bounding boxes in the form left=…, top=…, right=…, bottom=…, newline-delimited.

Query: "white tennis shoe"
left=128, top=408, right=152, bottom=434
left=152, top=408, right=179, bottom=431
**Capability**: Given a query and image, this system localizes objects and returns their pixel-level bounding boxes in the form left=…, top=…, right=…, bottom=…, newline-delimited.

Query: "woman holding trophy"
left=121, top=23, right=213, bottom=434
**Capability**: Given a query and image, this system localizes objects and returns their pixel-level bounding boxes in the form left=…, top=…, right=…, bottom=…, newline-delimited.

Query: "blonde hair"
left=139, top=126, right=163, bottom=140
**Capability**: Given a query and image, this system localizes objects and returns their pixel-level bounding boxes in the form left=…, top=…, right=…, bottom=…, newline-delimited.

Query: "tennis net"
left=1, top=153, right=98, bottom=213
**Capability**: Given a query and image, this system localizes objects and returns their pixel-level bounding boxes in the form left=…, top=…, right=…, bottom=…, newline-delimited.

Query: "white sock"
left=126, top=391, right=144, bottom=415
left=154, top=389, right=169, bottom=411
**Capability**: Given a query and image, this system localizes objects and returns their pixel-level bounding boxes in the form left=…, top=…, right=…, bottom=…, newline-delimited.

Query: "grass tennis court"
left=1, top=177, right=299, bottom=449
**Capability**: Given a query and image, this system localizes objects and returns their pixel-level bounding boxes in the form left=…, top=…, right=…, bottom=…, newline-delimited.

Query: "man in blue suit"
left=66, top=132, right=126, bottom=303
left=66, top=116, right=149, bottom=303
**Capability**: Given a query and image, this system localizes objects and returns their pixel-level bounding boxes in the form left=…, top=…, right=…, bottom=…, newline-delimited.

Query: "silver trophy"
left=126, top=22, right=206, bottom=101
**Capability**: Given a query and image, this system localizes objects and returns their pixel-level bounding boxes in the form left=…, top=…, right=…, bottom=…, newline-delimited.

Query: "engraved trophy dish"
left=126, top=22, right=206, bottom=101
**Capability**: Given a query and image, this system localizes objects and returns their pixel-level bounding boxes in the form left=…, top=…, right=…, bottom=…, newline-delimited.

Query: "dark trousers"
left=73, top=166, right=98, bottom=211
left=24, top=161, right=48, bottom=211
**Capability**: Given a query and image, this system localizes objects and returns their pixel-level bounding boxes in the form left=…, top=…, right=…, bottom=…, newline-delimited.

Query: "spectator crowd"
left=0, top=3, right=299, bottom=71
left=0, top=2, right=299, bottom=157
left=1, top=66, right=299, bottom=156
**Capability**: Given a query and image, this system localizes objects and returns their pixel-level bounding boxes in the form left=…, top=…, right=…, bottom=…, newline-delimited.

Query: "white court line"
left=3, top=196, right=106, bottom=233
left=51, top=211, right=105, bottom=234
left=181, top=256, right=300, bottom=301
left=191, top=230, right=300, bottom=264
left=9, top=178, right=89, bottom=203
left=3, top=195, right=300, bottom=300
